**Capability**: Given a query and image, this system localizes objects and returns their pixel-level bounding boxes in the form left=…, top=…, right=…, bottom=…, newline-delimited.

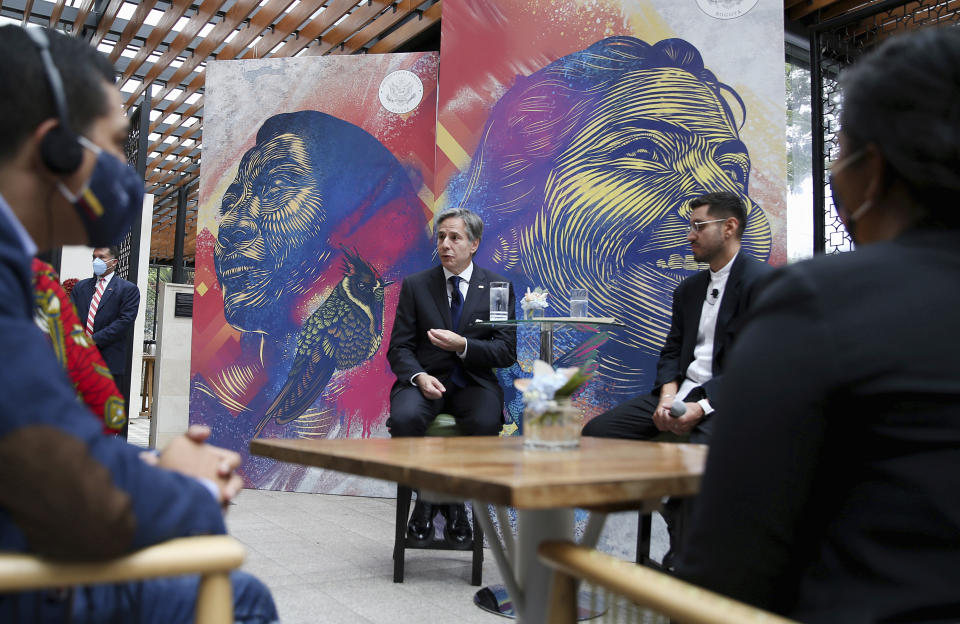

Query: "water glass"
left=489, top=282, right=509, bottom=321
left=569, top=288, right=589, bottom=318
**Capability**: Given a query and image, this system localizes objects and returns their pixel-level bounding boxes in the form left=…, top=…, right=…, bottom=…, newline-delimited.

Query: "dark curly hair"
left=0, top=26, right=115, bottom=162
left=840, top=26, right=960, bottom=225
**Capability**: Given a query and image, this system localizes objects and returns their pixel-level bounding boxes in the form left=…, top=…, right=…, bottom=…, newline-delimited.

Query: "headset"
left=23, top=27, right=84, bottom=175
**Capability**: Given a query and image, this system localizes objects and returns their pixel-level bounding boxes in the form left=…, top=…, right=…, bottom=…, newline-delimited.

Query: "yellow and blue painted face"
left=215, top=132, right=324, bottom=330
left=522, top=66, right=770, bottom=358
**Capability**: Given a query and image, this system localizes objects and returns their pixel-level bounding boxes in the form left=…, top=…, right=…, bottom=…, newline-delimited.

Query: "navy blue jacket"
left=0, top=204, right=225, bottom=618
left=69, top=273, right=140, bottom=376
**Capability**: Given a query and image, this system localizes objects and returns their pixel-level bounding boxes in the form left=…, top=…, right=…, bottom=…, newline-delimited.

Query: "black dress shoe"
left=442, top=503, right=472, bottom=549
left=407, top=497, right=434, bottom=546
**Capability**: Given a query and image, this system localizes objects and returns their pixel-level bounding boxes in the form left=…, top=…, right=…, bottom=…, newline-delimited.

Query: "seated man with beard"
left=583, top=191, right=772, bottom=566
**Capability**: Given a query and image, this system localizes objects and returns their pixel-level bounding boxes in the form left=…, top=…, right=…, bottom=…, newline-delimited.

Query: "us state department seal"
left=378, top=70, right=423, bottom=114
left=696, top=0, right=760, bottom=19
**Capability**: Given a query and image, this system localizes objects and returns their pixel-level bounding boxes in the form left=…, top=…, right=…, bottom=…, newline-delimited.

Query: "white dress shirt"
left=442, top=262, right=473, bottom=308
left=88, top=270, right=115, bottom=316
left=678, top=253, right=738, bottom=413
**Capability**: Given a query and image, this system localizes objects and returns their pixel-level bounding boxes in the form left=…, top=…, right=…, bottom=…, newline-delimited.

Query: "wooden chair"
left=538, top=540, right=799, bottom=624
left=0, top=535, right=245, bottom=624
left=392, top=414, right=484, bottom=585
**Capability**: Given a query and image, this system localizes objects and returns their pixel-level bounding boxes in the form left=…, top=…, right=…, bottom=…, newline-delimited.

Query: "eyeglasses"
left=686, top=218, right=727, bottom=234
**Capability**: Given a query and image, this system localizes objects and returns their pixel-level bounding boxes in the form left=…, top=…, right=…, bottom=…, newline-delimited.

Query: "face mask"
left=828, top=147, right=871, bottom=242
left=92, top=257, right=108, bottom=276
left=57, top=136, right=144, bottom=247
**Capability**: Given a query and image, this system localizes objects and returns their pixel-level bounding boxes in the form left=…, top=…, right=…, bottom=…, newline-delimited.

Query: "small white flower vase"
left=523, top=397, right=582, bottom=450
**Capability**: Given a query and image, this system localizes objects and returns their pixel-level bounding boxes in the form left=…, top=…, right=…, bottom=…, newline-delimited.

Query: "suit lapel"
left=685, top=271, right=709, bottom=334
left=714, top=254, right=745, bottom=359
left=98, top=279, right=116, bottom=310
left=459, top=266, right=486, bottom=332
left=430, top=266, right=453, bottom=329
left=679, top=271, right=709, bottom=367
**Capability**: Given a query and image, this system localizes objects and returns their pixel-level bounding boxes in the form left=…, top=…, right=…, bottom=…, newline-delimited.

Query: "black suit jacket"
left=654, top=252, right=773, bottom=402
left=70, top=274, right=140, bottom=376
left=387, top=264, right=516, bottom=397
left=678, top=228, right=960, bottom=622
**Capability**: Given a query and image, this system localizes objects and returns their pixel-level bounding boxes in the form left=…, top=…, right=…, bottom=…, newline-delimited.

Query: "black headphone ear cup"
left=40, top=125, right=83, bottom=175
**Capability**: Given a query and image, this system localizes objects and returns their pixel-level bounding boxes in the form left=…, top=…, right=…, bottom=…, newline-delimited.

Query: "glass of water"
left=489, top=282, right=509, bottom=321
left=569, top=288, right=589, bottom=318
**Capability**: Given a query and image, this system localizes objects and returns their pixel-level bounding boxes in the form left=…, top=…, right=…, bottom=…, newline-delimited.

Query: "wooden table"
left=251, top=436, right=706, bottom=624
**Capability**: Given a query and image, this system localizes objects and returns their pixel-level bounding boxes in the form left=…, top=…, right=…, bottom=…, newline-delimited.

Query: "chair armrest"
left=538, top=540, right=797, bottom=624
left=0, top=535, right=245, bottom=593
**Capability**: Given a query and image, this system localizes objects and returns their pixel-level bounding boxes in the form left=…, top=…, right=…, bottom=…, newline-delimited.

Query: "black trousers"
left=581, top=391, right=714, bottom=444
left=582, top=389, right=715, bottom=564
left=387, top=383, right=503, bottom=437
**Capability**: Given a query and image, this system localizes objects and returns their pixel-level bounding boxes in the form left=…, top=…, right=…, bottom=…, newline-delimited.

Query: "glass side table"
left=475, top=317, right=625, bottom=365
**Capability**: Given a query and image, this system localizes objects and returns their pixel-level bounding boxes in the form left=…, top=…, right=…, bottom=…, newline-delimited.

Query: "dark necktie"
left=449, top=275, right=463, bottom=329
left=448, top=275, right=466, bottom=388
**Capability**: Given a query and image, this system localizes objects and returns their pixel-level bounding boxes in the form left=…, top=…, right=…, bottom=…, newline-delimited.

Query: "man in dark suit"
left=70, top=246, right=140, bottom=414
left=387, top=207, right=516, bottom=546
left=584, top=192, right=772, bottom=442
left=583, top=191, right=772, bottom=564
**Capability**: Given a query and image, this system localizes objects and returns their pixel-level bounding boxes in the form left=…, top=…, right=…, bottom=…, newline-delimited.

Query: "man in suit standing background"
left=387, top=207, right=516, bottom=546
left=583, top=191, right=773, bottom=565
left=70, top=245, right=140, bottom=415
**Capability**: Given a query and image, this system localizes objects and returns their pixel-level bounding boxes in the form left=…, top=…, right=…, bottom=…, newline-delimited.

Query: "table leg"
left=517, top=508, right=574, bottom=624
left=140, top=358, right=148, bottom=414
left=539, top=322, right=555, bottom=365
left=472, top=503, right=526, bottom=618
left=473, top=505, right=604, bottom=624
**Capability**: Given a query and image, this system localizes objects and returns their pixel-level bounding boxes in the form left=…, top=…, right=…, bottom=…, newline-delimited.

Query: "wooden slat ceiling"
left=2, top=0, right=441, bottom=263
left=0, top=0, right=943, bottom=263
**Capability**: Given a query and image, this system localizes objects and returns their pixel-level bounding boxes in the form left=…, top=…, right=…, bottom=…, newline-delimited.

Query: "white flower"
left=514, top=360, right=580, bottom=416
left=520, top=287, right=549, bottom=316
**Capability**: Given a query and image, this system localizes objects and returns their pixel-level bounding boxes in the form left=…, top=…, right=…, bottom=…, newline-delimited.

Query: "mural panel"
left=437, top=0, right=786, bottom=423
left=192, top=53, right=438, bottom=493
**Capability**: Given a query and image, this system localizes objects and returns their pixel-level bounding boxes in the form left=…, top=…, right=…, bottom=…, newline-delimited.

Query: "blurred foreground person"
left=0, top=26, right=277, bottom=622
left=677, top=27, right=960, bottom=623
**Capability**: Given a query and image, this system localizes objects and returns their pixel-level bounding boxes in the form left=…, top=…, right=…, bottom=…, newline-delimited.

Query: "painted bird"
left=255, top=248, right=392, bottom=435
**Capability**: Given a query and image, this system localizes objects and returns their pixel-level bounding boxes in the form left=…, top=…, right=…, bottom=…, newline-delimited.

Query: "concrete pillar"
left=150, top=282, right=193, bottom=448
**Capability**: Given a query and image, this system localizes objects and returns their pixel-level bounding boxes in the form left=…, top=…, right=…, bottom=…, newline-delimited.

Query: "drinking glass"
left=569, top=288, right=589, bottom=318
left=489, top=282, right=509, bottom=321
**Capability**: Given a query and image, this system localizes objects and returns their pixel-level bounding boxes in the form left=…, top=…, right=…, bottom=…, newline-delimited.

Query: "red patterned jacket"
left=31, top=258, right=126, bottom=434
